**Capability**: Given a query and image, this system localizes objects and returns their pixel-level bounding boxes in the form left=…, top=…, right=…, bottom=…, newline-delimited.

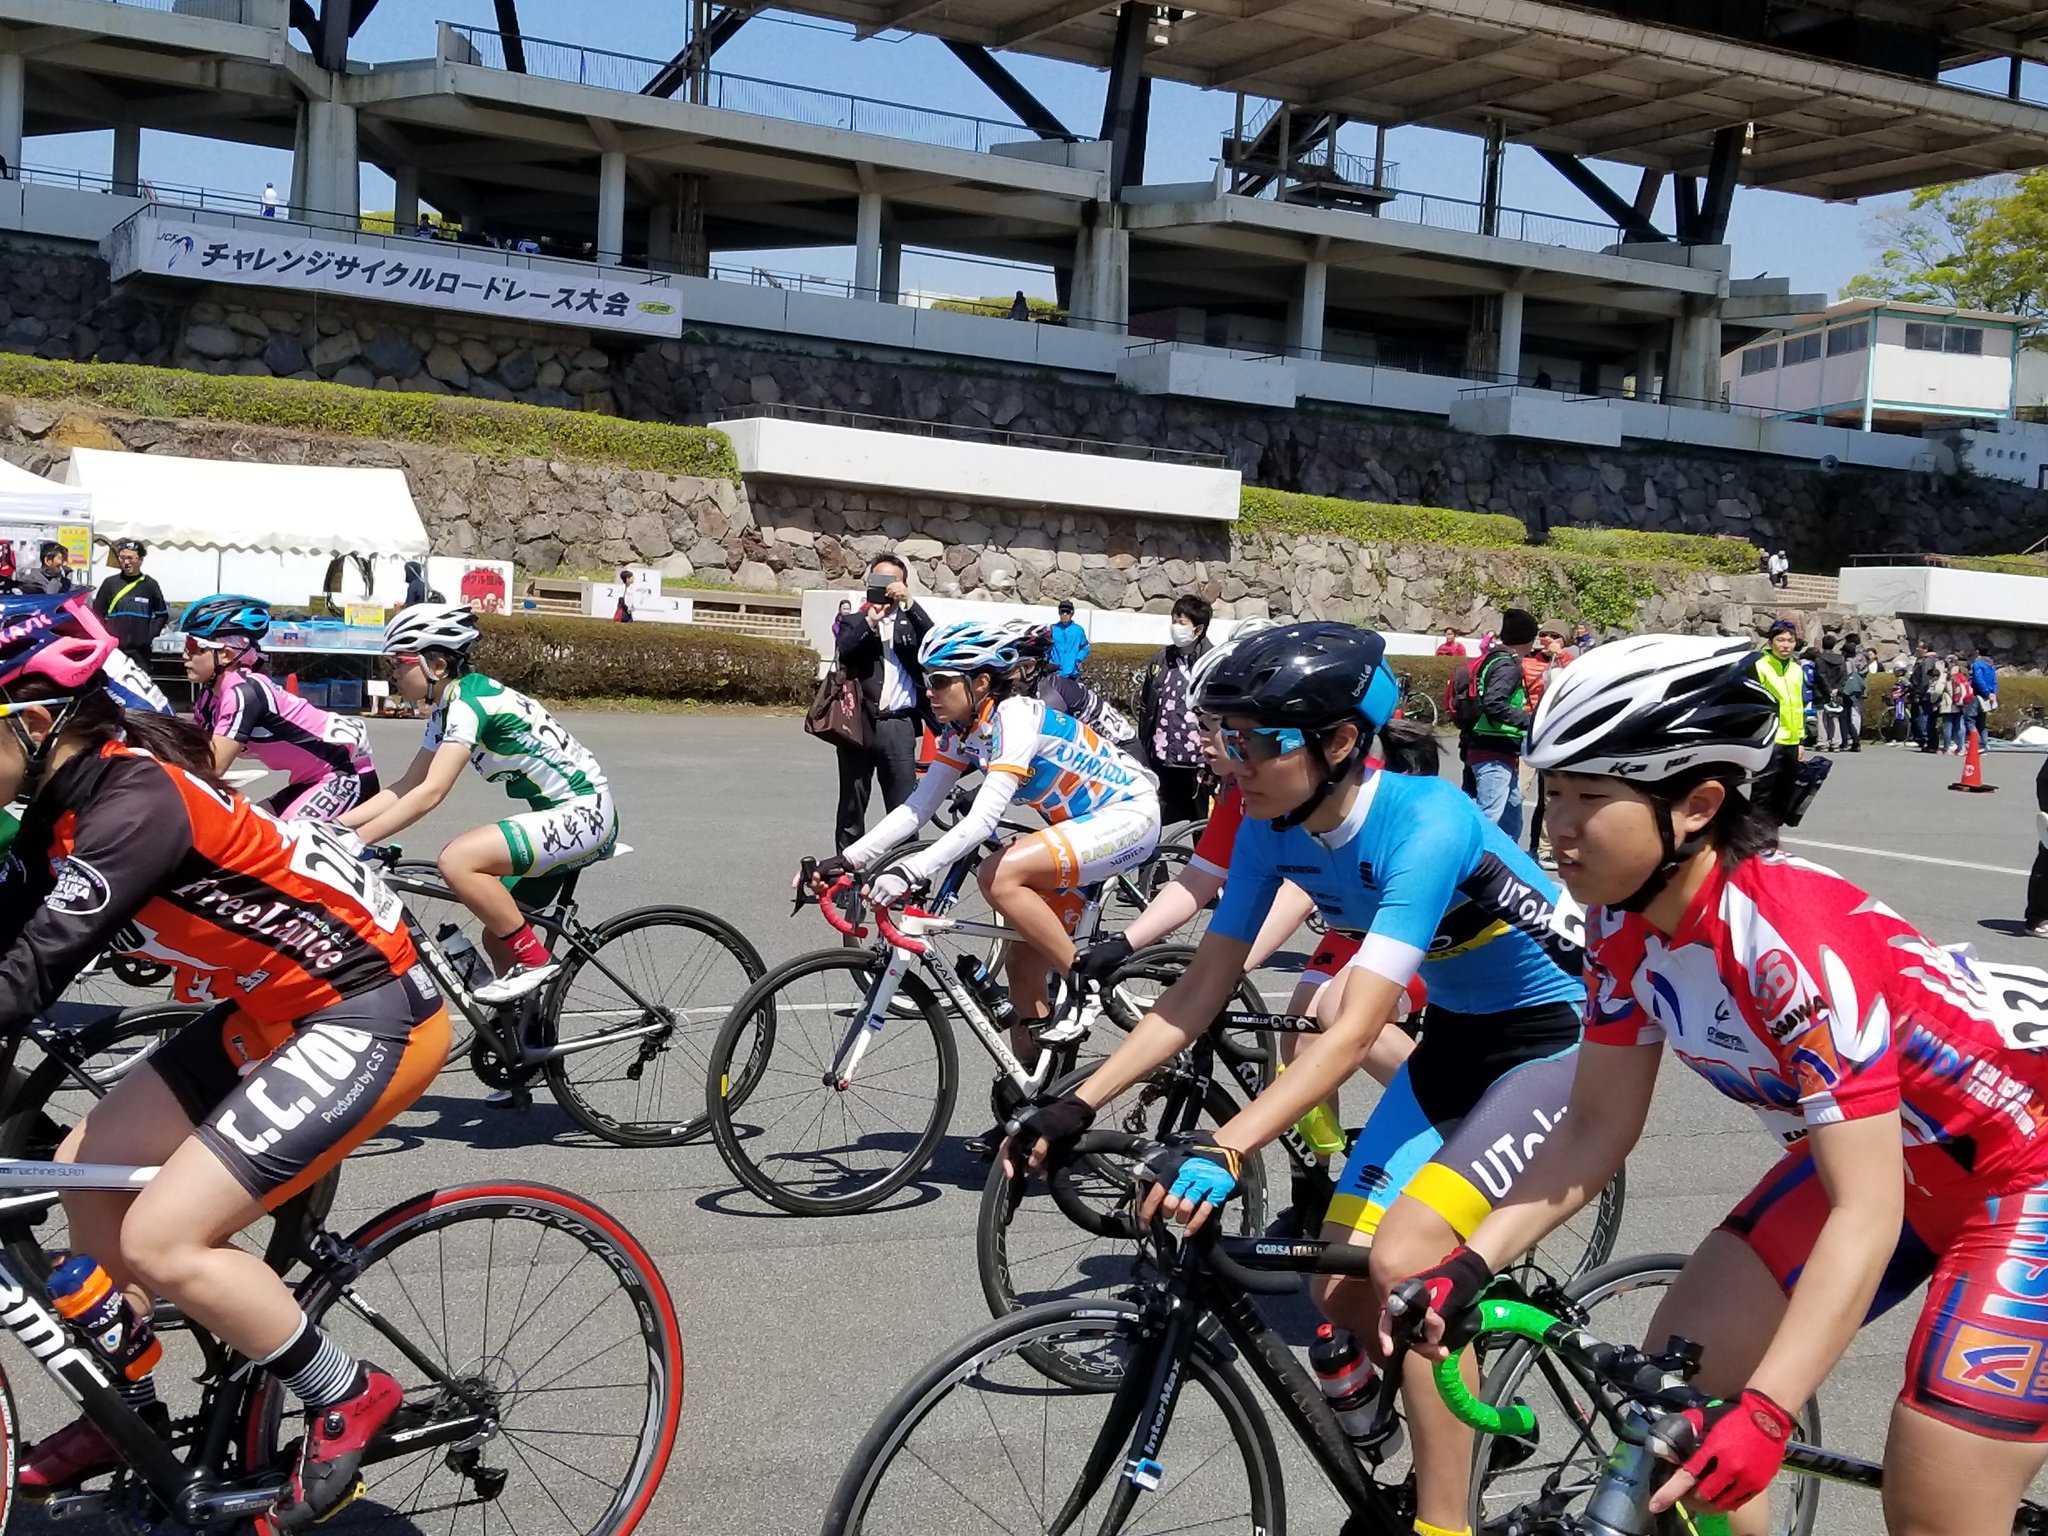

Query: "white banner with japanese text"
left=120, top=217, right=682, bottom=338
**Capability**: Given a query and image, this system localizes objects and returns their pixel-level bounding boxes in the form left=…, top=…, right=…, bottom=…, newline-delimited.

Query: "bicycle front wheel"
left=704, top=950, right=958, bottom=1215
left=543, top=905, right=765, bottom=1147
left=1471, top=1252, right=1821, bottom=1536
left=247, top=1182, right=684, bottom=1536
left=823, top=1300, right=1283, bottom=1536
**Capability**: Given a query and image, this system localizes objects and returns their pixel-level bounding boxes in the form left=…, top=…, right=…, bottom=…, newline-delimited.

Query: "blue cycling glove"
left=1143, top=1139, right=1244, bottom=1209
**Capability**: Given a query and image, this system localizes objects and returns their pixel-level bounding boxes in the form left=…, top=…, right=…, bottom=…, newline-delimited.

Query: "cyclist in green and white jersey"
left=344, top=603, right=616, bottom=1003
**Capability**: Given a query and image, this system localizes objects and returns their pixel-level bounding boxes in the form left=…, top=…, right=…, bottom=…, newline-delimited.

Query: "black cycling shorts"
left=1406, top=999, right=1582, bottom=1124
left=150, top=969, right=449, bottom=1210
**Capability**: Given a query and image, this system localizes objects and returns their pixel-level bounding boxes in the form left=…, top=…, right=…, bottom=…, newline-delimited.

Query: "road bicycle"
left=823, top=1131, right=1807, bottom=1536
left=1396, top=670, right=1441, bottom=730
left=373, top=845, right=764, bottom=1146
left=974, top=947, right=1626, bottom=1380
left=701, top=846, right=1137, bottom=1216
left=0, top=1031, right=686, bottom=1536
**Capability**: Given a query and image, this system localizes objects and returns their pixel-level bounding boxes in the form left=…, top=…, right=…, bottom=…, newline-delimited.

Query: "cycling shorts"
left=149, top=969, right=450, bottom=1211
left=497, top=789, right=618, bottom=879
left=263, top=769, right=381, bottom=824
left=1018, top=794, right=1160, bottom=890
left=1723, top=1146, right=2048, bottom=1442
left=1327, top=999, right=1579, bottom=1237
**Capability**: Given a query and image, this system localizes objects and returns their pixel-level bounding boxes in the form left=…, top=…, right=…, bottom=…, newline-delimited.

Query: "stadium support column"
left=1496, top=287, right=1524, bottom=386
left=303, top=101, right=358, bottom=231
left=854, top=189, right=883, bottom=300
left=1634, top=338, right=1659, bottom=401
left=112, top=123, right=141, bottom=198
left=1666, top=296, right=1722, bottom=406
left=880, top=233, right=902, bottom=305
left=1288, top=256, right=1326, bottom=361
left=597, top=149, right=626, bottom=265
left=0, top=53, right=24, bottom=178
left=392, top=162, right=420, bottom=233
left=1068, top=202, right=1126, bottom=332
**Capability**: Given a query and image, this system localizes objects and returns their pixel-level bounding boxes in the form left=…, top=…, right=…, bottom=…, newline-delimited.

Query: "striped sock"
left=259, top=1317, right=367, bottom=1410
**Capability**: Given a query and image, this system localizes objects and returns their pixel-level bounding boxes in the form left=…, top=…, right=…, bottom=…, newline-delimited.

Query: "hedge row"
left=1545, top=526, right=1757, bottom=575
left=476, top=613, right=814, bottom=704
left=0, top=356, right=739, bottom=479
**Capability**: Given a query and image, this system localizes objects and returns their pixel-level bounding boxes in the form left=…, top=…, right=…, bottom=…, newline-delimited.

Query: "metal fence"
left=446, top=25, right=1039, bottom=156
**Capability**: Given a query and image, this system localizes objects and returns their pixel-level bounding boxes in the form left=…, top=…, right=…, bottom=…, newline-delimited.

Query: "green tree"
left=1843, top=170, right=2048, bottom=322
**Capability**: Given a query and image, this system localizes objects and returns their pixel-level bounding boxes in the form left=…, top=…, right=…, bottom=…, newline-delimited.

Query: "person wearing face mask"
left=1137, top=595, right=1215, bottom=827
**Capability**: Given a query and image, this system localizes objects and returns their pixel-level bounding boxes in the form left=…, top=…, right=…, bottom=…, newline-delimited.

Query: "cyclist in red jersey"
left=0, top=596, right=450, bottom=1530
left=1384, top=635, right=2048, bottom=1536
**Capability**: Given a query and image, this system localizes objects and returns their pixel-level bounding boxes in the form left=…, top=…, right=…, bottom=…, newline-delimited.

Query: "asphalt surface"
left=11, top=713, right=2048, bottom=1535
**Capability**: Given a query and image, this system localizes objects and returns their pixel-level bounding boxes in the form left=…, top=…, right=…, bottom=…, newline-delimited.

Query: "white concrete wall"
left=0, top=183, right=149, bottom=243
left=1115, top=345, right=1299, bottom=409
left=1449, top=389, right=1623, bottom=448
left=1870, top=315, right=2014, bottom=415
left=716, top=415, right=1242, bottom=522
left=1839, top=565, right=2048, bottom=629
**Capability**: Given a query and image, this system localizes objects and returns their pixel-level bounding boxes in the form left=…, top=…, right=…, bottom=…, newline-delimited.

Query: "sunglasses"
left=1209, top=722, right=1309, bottom=764
left=924, top=671, right=966, bottom=690
left=183, top=635, right=227, bottom=658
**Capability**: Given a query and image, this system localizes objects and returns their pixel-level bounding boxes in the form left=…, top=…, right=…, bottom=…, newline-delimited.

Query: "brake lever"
left=793, top=857, right=818, bottom=917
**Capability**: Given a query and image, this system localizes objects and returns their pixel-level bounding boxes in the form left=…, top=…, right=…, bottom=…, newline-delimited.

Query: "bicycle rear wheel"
left=704, top=950, right=958, bottom=1215
left=542, top=905, right=764, bottom=1147
left=1470, top=1253, right=1821, bottom=1536
left=822, top=1300, right=1283, bottom=1536
left=245, top=1182, right=684, bottom=1536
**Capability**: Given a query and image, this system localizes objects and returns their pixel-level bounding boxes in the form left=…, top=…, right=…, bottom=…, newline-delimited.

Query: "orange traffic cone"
left=1950, top=733, right=1997, bottom=793
left=284, top=673, right=300, bottom=696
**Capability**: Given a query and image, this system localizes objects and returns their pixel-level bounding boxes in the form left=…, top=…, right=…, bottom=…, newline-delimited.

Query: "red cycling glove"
left=1676, top=1387, right=1795, bottom=1510
left=1387, top=1245, right=1493, bottom=1347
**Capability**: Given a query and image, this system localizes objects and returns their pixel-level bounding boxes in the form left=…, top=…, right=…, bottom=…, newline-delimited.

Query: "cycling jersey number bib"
left=424, top=674, right=607, bottom=808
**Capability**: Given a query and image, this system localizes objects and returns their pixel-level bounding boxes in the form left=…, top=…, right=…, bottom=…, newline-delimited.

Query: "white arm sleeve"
left=899, top=771, right=1023, bottom=887
left=844, top=759, right=963, bottom=869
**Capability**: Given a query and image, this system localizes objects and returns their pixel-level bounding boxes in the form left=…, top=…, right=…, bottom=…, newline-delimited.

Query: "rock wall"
left=613, top=334, right=2048, bottom=569
left=0, top=243, right=178, bottom=367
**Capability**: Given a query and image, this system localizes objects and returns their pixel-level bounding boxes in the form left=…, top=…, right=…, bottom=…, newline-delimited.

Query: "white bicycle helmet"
left=918, top=617, right=1035, bottom=675
left=1526, top=634, right=1778, bottom=782
left=383, top=601, right=482, bottom=658
left=1188, top=616, right=1274, bottom=695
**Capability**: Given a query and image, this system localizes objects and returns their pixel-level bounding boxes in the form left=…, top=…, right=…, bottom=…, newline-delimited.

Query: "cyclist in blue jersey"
left=1008, top=621, right=1584, bottom=1536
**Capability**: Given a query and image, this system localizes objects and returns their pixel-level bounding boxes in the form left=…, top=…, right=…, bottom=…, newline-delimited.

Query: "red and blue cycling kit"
left=1585, top=851, right=2048, bottom=1440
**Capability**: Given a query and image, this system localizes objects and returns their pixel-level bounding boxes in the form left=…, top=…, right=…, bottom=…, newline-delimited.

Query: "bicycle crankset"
left=469, top=1036, right=539, bottom=1090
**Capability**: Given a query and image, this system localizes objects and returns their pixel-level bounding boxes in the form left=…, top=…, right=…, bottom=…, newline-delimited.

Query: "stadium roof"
left=774, top=0, right=2048, bottom=200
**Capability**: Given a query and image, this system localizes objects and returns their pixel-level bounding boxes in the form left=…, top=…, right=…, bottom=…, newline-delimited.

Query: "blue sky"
left=22, top=2, right=2042, bottom=304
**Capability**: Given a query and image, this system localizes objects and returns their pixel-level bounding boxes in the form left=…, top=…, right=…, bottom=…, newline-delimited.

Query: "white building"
left=1721, top=299, right=2030, bottom=433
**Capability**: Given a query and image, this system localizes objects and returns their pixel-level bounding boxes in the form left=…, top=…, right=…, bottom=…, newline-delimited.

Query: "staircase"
left=1223, top=105, right=1344, bottom=198
left=1776, top=572, right=1840, bottom=607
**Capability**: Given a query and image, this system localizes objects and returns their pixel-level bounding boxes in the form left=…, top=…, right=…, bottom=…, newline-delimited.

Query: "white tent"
left=0, top=456, right=90, bottom=522
left=62, top=448, right=429, bottom=606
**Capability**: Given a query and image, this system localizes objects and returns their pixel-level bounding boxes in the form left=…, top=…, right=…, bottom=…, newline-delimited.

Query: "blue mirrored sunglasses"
left=1212, top=723, right=1308, bottom=764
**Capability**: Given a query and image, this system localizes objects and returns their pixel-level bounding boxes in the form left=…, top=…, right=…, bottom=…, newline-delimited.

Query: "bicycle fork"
left=1048, top=1289, right=1202, bottom=1536
left=824, top=952, right=916, bottom=1090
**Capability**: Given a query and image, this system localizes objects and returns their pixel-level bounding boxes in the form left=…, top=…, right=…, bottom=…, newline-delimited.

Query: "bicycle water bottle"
left=436, top=924, right=489, bottom=991
left=1310, top=1324, right=1400, bottom=1459
left=47, top=1254, right=161, bottom=1381
left=954, top=954, right=1017, bottom=1028
left=1274, top=1062, right=1347, bottom=1158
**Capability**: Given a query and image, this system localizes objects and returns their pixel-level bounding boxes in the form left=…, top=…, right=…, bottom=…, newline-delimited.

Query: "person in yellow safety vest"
left=1753, top=619, right=1806, bottom=826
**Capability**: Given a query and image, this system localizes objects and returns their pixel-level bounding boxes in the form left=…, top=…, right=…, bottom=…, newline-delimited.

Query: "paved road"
left=16, top=715, right=2048, bottom=1533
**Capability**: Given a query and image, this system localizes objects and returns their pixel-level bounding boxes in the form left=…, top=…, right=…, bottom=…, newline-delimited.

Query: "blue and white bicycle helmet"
left=918, top=617, right=1034, bottom=676
left=179, top=594, right=271, bottom=645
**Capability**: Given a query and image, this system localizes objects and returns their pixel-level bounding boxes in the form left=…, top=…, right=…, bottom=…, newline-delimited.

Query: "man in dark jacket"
left=91, top=538, right=169, bottom=670
left=833, top=551, right=935, bottom=850
left=1909, top=639, right=1944, bottom=753
left=1459, top=607, right=1537, bottom=840
left=1811, top=634, right=1848, bottom=751
left=16, top=542, right=72, bottom=595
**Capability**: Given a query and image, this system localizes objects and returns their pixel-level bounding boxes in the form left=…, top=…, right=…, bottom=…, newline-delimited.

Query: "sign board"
left=588, top=566, right=693, bottom=625
left=344, top=603, right=385, bottom=628
left=124, top=216, right=682, bottom=338
left=425, top=558, right=514, bottom=616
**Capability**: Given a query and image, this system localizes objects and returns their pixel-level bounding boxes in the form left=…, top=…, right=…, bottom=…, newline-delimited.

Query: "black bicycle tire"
left=1470, top=1251, right=1822, bottom=1536
left=1495, top=1164, right=1628, bottom=1293
left=244, top=1182, right=684, bottom=1536
left=820, top=1299, right=1285, bottom=1536
left=541, top=904, right=766, bottom=1148
left=703, top=949, right=959, bottom=1217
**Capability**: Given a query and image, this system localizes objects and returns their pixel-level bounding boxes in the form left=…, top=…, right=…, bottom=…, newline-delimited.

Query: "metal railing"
left=1378, top=188, right=1620, bottom=252
left=16, top=161, right=271, bottom=216
left=98, top=0, right=265, bottom=20
left=712, top=402, right=1228, bottom=466
left=444, top=24, right=1039, bottom=156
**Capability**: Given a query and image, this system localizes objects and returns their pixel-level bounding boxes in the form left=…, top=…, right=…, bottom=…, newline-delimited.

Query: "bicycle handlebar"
left=872, top=902, right=929, bottom=956
left=814, top=875, right=868, bottom=940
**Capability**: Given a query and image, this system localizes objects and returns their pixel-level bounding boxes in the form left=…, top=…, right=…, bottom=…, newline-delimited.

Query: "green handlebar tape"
left=1429, top=1296, right=1561, bottom=1437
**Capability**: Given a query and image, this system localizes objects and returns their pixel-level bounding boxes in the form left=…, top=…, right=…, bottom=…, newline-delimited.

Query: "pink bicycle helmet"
left=0, top=593, right=119, bottom=695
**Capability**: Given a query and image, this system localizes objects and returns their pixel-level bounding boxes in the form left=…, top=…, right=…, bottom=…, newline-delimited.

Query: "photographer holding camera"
left=833, top=551, right=936, bottom=850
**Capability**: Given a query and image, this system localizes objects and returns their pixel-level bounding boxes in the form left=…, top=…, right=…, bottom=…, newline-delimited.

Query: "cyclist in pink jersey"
left=1384, top=635, right=2048, bottom=1536
left=180, top=595, right=378, bottom=822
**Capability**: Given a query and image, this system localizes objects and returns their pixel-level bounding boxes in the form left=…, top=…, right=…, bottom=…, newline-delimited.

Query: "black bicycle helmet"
left=1192, top=621, right=1400, bottom=732
left=1193, top=622, right=1401, bottom=830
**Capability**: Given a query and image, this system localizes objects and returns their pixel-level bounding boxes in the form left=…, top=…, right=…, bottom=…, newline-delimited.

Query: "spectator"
left=261, top=181, right=278, bottom=218
left=1458, top=607, right=1537, bottom=841
left=1434, top=626, right=1468, bottom=657
left=1811, top=633, right=1847, bottom=752
left=1754, top=620, right=1807, bottom=823
left=1940, top=653, right=1969, bottom=754
left=1971, top=643, right=2000, bottom=747
left=2029, top=759, right=2048, bottom=938
left=1572, top=621, right=1597, bottom=653
left=832, top=599, right=852, bottom=640
left=402, top=559, right=432, bottom=607
left=1838, top=631, right=1867, bottom=752
left=1047, top=599, right=1090, bottom=678
left=832, top=551, right=935, bottom=851
left=1137, top=594, right=1214, bottom=827
left=1522, top=620, right=1574, bottom=867
left=1008, top=290, right=1031, bottom=322
left=1767, top=549, right=1791, bottom=590
left=16, top=541, right=72, bottom=595
left=613, top=568, right=637, bottom=624
left=1533, top=368, right=1553, bottom=390
left=1908, top=639, right=1944, bottom=753
left=90, top=538, right=168, bottom=673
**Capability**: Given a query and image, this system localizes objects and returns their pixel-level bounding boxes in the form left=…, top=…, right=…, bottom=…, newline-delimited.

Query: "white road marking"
left=1783, top=836, right=2030, bottom=878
